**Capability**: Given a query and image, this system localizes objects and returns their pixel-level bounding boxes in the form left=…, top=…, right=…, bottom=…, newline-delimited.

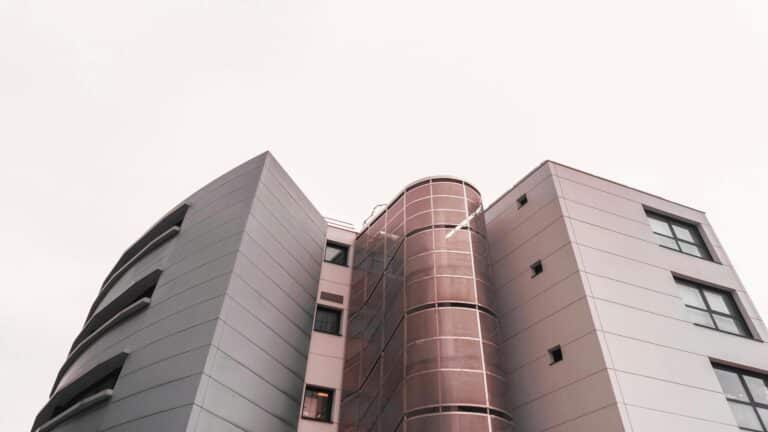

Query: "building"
left=33, top=152, right=768, bottom=432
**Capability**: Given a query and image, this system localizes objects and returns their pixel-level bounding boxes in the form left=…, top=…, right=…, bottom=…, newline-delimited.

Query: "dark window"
left=530, top=260, right=543, bottom=278
left=517, top=194, right=528, bottom=208
left=646, top=211, right=711, bottom=260
left=314, top=305, right=342, bottom=335
left=677, top=279, right=750, bottom=337
left=548, top=345, right=563, bottom=365
left=302, top=385, right=334, bottom=422
left=324, top=242, right=349, bottom=266
left=713, top=364, right=768, bottom=431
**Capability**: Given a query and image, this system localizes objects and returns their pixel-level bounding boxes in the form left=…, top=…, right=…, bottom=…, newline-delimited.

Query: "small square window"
left=314, top=305, right=342, bottom=335
left=548, top=345, right=563, bottom=365
left=324, top=242, right=349, bottom=266
left=517, top=194, right=528, bottom=208
left=302, top=385, right=334, bottom=422
left=530, top=260, right=543, bottom=278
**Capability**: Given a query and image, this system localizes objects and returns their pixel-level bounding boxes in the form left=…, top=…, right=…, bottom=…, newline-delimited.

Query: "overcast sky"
left=1, top=0, right=767, bottom=430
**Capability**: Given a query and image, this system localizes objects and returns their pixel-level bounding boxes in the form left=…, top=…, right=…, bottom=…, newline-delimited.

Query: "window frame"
left=676, top=278, right=751, bottom=338
left=713, top=364, right=768, bottom=431
left=314, top=304, right=343, bottom=336
left=324, top=241, right=350, bottom=267
left=302, top=385, right=335, bottom=423
left=645, top=210, right=712, bottom=261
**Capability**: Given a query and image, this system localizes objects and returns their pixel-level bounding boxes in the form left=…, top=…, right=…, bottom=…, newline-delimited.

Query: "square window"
left=516, top=194, right=528, bottom=208
left=530, top=260, right=543, bottom=278
left=302, top=385, right=334, bottom=422
left=548, top=345, right=563, bottom=365
left=714, top=364, right=768, bottom=431
left=324, top=242, right=349, bottom=266
left=314, top=305, right=342, bottom=335
left=677, top=279, right=750, bottom=338
left=645, top=210, right=712, bottom=260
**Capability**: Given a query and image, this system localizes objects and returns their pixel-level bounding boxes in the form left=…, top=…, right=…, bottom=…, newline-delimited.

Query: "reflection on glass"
left=648, top=216, right=673, bottom=236
left=672, top=224, right=696, bottom=242
left=745, top=376, right=768, bottom=405
left=686, top=307, right=714, bottom=328
left=728, top=401, right=762, bottom=430
left=713, top=315, right=741, bottom=335
left=680, top=284, right=706, bottom=309
left=704, top=290, right=730, bottom=314
left=654, top=233, right=678, bottom=249
left=679, top=242, right=704, bottom=257
left=715, top=369, right=750, bottom=401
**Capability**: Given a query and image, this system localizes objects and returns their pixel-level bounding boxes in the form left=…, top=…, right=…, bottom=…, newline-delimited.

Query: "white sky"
left=1, top=1, right=767, bottom=430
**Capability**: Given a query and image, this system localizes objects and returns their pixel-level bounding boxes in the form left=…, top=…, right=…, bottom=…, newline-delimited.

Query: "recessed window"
left=302, top=385, right=334, bottom=422
left=646, top=211, right=711, bottom=260
left=314, top=305, right=342, bottom=335
left=530, top=260, right=543, bottom=278
left=324, top=242, right=349, bottom=266
left=548, top=345, right=563, bottom=365
left=713, top=364, right=768, bottom=431
left=677, top=278, right=750, bottom=337
left=517, top=194, right=528, bottom=208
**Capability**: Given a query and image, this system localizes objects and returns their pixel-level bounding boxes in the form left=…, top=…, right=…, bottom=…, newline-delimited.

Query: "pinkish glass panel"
left=433, top=210, right=467, bottom=225
left=479, top=311, right=500, bottom=344
left=444, top=413, right=490, bottom=432
left=438, top=308, right=480, bottom=338
left=407, top=309, right=438, bottom=342
left=434, top=276, right=476, bottom=303
left=407, top=415, right=443, bottom=432
left=406, top=252, right=434, bottom=282
left=431, top=181, right=465, bottom=197
left=439, top=370, right=487, bottom=405
left=406, top=371, right=440, bottom=409
left=406, top=197, right=432, bottom=216
left=406, top=211, right=433, bottom=233
left=433, top=228, right=471, bottom=252
left=439, top=338, right=483, bottom=370
left=434, top=251, right=474, bottom=277
left=406, top=184, right=431, bottom=204
left=406, top=338, right=439, bottom=374
left=486, top=373, right=507, bottom=409
left=406, top=277, right=435, bottom=309
left=406, top=230, right=434, bottom=258
left=483, top=342, right=504, bottom=376
left=432, top=195, right=467, bottom=211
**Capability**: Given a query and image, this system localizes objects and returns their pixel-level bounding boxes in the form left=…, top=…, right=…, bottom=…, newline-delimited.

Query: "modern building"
left=33, top=152, right=768, bottom=432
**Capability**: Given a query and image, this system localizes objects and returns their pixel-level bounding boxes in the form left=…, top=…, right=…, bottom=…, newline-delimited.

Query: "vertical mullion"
left=739, top=373, right=767, bottom=432
left=697, top=287, right=719, bottom=330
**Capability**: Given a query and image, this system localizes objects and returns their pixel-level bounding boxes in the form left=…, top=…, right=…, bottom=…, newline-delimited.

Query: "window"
left=714, top=364, right=768, bottom=431
left=517, top=194, right=528, bottom=208
left=646, top=211, right=711, bottom=260
left=314, top=305, right=342, bottom=335
left=548, top=345, right=563, bottom=365
left=324, top=242, right=349, bottom=266
left=530, top=260, right=543, bottom=278
left=677, top=279, right=750, bottom=337
left=302, top=385, right=334, bottom=422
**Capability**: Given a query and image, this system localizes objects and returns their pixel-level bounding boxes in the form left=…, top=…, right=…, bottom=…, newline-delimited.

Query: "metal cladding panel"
left=197, top=153, right=326, bottom=431
left=37, top=152, right=325, bottom=432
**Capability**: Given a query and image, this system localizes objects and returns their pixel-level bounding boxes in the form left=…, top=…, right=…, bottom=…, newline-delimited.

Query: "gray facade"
left=36, top=156, right=768, bottom=432
left=34, top=152, right=326, bottom=432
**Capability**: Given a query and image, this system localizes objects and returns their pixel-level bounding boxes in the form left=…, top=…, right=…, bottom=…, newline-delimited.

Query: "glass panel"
left=713, top=315, right=743, bottom=335
left=746, top=376, right=768, bottom=405
left=648, top=216, right=673, bottom=236
left=757, top=407, right=768, bottom=429
left=679, top=284, right=706, bottom=309
left=728, top=401, right=763, bottom=431
left=703, top=290, right=731, bottom=314
left=315, top=307, right=341, bottom=334
left=715, top=369, right=750, bottom=402
left=303, top=387, right=333, bottom=421
left=672, top=224, right=696, bottom=242
left=325, top=243, right=349, bottom=266
left=686, top=307, right=714, bottom=328
left=679, top=241, right=705, bottom=257
left=654, top=233, right=679, bottom=250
